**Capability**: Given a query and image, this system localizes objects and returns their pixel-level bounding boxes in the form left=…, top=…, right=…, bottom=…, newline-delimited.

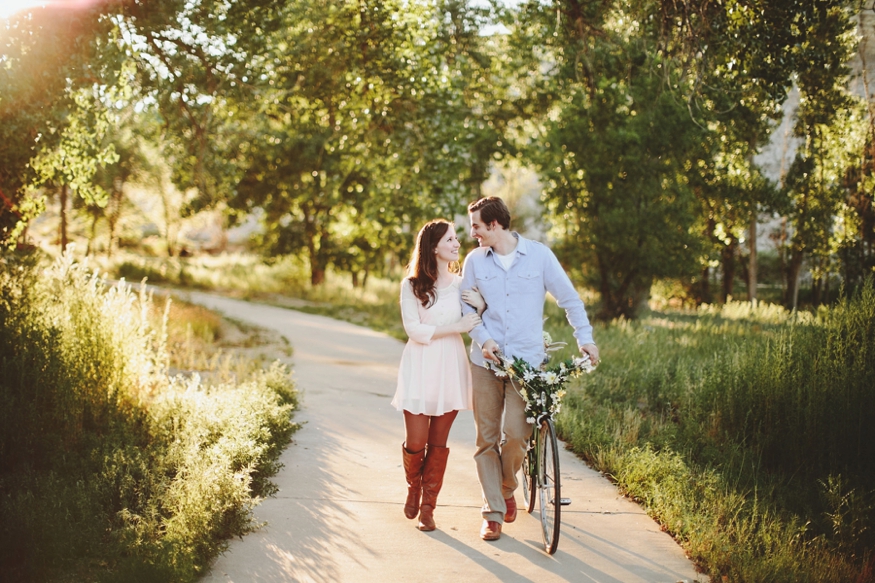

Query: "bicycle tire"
left=519, top=442, right=536, bottom=513
left=537, top=418, right=561, bottom=554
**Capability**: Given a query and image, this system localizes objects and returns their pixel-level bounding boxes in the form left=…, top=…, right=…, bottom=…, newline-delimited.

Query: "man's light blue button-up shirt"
left=460, top=233, right=594, bottom=369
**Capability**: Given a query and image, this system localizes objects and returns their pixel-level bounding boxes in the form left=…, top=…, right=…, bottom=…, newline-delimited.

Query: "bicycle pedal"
left=559, top=498, right=572, bottom=506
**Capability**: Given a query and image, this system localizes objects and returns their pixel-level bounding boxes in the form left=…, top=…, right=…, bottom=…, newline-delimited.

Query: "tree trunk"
left=700, top=265, right=710, bottom=304
left=824, top=268, right=831, bottom=304
left=596, top=255, right=649, bottom=320
left=307, top=232, right=328, bottom=286
left=787, top=248, right=804, bottom=310
left=721, top=239, right=738, bottom=303
left=86, top=212, right=99, bottom=256
left=779, top=217, right=788, bottom=300
left=311, top=265, right=326, bottom=286
left=748, top=214, right=757, bottom=302
left=59, top=183, right=69, bottom=251
left=106, top=179, right=123, bottom=258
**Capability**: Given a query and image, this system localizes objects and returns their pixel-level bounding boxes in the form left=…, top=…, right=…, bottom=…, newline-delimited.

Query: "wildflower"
left=487, top=351, right=596, bottom=421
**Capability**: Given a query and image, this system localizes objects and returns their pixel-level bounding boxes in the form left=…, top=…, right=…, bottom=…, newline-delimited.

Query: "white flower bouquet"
left=487, top=331, right=596, bottom=423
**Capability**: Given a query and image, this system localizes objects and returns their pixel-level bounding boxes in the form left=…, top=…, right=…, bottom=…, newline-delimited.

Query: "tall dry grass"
left=0, top=252, right=298, bottom=582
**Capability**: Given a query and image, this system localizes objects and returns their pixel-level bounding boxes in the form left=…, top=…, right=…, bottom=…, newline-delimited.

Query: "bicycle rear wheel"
left=519, top=441, right=536, bottom=513
left=537, top=418, right=561, bottom=554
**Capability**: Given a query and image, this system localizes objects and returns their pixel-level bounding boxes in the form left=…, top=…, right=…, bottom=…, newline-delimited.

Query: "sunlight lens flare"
left=0, top=0, right=101, bottom=20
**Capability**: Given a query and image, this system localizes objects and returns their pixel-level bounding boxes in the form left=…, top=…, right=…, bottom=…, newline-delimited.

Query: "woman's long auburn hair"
left=407, top=219, right=458, bottom=308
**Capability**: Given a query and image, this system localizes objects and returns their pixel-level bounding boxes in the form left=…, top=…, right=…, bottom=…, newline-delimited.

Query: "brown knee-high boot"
left=418, top=445, right=449, bottom=531
left=402, top=444, right=426, bottom=519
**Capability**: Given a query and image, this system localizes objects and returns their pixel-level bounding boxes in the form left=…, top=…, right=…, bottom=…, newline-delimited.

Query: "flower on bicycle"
left=487, top=349, right=596, bottom=423
left=572, top=355, right=595, bottom=373
left=542, top=331, right=553, bottom=346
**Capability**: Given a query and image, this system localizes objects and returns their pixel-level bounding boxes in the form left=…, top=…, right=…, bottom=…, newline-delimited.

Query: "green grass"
left=99, top=252, right=407, bottom=340
left=0, top=252, right=299, bottom=582
left=546, top=289, right=875, bottom=583
left=95, top=251, right=875, bottom=581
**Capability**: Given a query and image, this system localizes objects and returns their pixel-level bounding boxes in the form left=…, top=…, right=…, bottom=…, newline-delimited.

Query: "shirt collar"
left=486, top=232, right=526, bottom=256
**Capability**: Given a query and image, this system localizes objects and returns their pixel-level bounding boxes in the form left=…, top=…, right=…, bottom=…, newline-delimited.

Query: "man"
left=460, top=196, right=599, bottom=541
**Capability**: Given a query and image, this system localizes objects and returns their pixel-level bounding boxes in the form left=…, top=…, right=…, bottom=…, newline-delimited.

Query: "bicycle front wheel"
left=537, top=418, right=561, bottom=554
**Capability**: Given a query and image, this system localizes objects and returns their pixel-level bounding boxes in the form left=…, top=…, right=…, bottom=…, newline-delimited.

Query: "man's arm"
left=542, top=248, right=599, bottom=363
left=460, top=253, right=499, bottom=362
left=460, top=261, right=478, bottom=319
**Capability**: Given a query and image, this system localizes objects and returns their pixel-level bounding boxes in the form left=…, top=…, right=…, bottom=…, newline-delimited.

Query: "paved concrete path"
left=181, top=291, right=704, bottom=583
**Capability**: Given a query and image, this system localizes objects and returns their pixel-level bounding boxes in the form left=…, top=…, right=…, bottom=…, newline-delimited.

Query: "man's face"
left=469, top=210, right=496, bottom=248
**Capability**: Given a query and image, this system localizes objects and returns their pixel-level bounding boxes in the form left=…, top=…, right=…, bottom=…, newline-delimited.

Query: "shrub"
left=0, top=252, right=298, bottom=582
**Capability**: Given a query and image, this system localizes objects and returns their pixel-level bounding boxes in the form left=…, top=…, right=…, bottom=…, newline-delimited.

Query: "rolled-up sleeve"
left=400, top=279, right=436, bottom=344
left=543, top=248, right=594, bottom=346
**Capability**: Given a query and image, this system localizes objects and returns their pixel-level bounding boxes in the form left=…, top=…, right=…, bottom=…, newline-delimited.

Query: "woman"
left=392, top=219, right=484, bottom=531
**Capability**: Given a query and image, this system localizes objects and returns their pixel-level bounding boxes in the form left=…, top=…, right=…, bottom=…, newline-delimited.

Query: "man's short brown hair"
left=468, top=196, right=511, bottom=230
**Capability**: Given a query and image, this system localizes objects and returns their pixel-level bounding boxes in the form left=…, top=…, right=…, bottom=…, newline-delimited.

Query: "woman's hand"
left=457, top=312, right=482, bottom=333
left=461, top=287, right=486, bottom=314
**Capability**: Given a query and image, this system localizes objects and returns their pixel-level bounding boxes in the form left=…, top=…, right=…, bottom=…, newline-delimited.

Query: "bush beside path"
left=184, top=291, right=704, bottom=583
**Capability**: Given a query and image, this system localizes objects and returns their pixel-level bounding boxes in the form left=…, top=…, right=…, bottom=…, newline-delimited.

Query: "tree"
left=780, top=0, right=857, bottom=308
left=501, top=0, right=705, bottom=319
left=231, top=0, right=503, bottom=285
left=118, top=0, right=284, bottom=214
left=29, top=86, right=120, bottom=250
left=0, top=4, right=119, bottom=246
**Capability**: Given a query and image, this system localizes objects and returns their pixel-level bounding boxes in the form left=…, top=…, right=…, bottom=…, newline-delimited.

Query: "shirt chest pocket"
left=475, top=272, right=497, bottom=287
left=515, top=270, right=544, bottom=294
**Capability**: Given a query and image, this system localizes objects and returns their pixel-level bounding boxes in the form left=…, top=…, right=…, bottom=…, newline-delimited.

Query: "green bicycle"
left=492, top=349, right=594, bottom=555
left=519, top=410, right=566, bottom=554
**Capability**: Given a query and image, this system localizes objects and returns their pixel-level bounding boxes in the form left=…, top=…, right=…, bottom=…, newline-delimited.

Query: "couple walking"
left=391, top=196, right=600, bottom=541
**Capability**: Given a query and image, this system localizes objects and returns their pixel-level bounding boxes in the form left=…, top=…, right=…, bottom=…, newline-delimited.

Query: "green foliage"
left=0, top=252, right=298, bottom=582
left=0, top=4, right=127, bottom=245
left=106, top=252, right=313, bottom=296
left=501, top=0, right=866, bottom=316
left=549, top=281, right=875, bottom=581
left=501, top=1, right=713, bottom=319
left=229, top=0, right=503, bottom=284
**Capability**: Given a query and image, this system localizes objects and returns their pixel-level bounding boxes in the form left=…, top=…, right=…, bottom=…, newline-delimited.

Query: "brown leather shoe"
left=480, top=520, right=502, bottom=541
left=504, top=496, right=517, bottom=523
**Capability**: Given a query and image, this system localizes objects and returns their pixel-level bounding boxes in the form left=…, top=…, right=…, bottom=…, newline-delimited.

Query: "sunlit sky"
left=0, top=0, right=95, bottom=20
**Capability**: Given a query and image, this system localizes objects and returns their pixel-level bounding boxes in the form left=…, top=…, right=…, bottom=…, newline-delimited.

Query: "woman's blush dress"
left=392, top=276, right=473, bottom=415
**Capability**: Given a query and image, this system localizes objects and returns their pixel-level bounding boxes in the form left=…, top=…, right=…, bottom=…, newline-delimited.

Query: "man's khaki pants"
left=471, top=363, right=531, bottom=524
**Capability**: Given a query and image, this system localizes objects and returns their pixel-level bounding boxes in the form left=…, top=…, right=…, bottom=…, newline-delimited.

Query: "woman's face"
left=434, top=224, right=461, bottom=263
